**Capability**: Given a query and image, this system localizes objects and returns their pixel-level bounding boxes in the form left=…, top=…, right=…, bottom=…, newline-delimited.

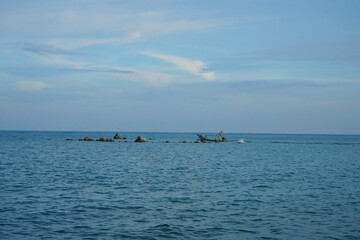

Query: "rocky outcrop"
left=96, top=137, right=115, bottom=142
left=114, top=133, right=122, bottom=139
left=135, top=136, right=146, bottom=142
left=79, top=137, right=94, bottom=141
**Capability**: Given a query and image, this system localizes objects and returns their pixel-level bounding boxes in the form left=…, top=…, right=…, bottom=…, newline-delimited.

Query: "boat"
left=197, top=130, right=227, bottom=143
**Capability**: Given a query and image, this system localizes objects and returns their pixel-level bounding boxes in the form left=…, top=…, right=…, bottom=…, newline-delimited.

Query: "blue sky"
left=0, top=0, right=359, bottom=133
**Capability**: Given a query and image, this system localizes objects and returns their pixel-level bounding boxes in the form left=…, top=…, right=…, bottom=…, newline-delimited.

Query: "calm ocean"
left=1, top=131, right=359, bottom=239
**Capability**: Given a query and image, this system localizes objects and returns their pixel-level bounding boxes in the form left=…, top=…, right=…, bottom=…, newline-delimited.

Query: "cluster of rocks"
left=96, top=137, right=115, bottom=142
left=79, top=137, right=94, bottom=141
left=77, top=133, right=145, bottom=143
left=76, top=136, right=206, bottom=143
left=73, top=132, right=233, bottom=144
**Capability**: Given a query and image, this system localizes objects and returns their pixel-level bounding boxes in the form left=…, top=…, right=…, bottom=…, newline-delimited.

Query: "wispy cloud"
left=234, top=40, right=360, bottom=62
left=0, top=9, right=223, bottom=39
left=15, top=81, right=49, bottom=91
left=139, top=51, right=215, bottom=80
left=42, top=56, right=135, bottom=74
left=47, top=32, right=141, bottom=50
left=9, top=42, right=76, bottom=55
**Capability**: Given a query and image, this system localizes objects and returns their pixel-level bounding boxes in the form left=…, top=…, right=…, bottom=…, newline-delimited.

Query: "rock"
left=96, top=137, right=115, bottom=142
left=66, top=139, right=73, bottom=141
left=97, top=137, right=106, bottom=141
left=195, top=140, right=200, bottom=143
left=165, top=141, right=170, bottom=143
left=81, top=137, right=94, bottom=141
left=182, top=140, right=187, bottom=143
left=114, top=133, right=122, bottom=139
left=135, top=136, right=146, bottom=142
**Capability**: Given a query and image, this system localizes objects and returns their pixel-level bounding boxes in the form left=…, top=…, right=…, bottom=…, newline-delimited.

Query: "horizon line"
left=1, top=129, right=359, bottom=136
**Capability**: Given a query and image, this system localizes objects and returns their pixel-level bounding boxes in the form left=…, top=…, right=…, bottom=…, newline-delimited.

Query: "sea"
left=0, top=131, right=359, bottom=240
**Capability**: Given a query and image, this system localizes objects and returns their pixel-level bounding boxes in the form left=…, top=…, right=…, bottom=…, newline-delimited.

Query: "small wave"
left=268, top=141, right=360, bottom=145
left=254, top=185, right=273, bottom=189
left=237, top=229, right=258, bottom=234
left=166, top=197, right=194, bottom=204
left=234, top=199, right=263, bottom=203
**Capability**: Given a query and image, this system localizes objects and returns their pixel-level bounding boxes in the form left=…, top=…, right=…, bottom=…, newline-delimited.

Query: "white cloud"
left=16, top=81, right=49, bottom=91
left=37, top=55, right=135, bottom=74
left=47, top=32, right=141, bottom=50
left=0, top=8, right=222, bottom=39
left=139, top=51, right=215, bottom=80
left=30, top=55, right=175, bottom=86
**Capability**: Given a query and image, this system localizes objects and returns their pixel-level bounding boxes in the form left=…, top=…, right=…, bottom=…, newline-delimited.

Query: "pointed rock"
left=114, top=133, right=122, bottom=139
left=135, top=136, right=146, bottom=142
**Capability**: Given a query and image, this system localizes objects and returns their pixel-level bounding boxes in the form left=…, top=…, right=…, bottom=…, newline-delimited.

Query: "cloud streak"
left=9, top=42, right=76, bottom=55
left=234, top=40, right=360, bottom=62
left=139, top=51, right=215, bottom=80
left=42, top=56, right=135, bottom=74
left=47, top=32, right=141, bottom=50
left=0, top=9, right=223, bottom=40
left=15, top=81, right=49, bottom=91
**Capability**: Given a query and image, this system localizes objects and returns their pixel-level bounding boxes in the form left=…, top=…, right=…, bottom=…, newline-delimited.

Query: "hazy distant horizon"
left=1, top=129, right=359, bottom=136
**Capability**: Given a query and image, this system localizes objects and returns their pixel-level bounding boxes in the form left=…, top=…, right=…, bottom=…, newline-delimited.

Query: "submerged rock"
left=114, top=133, right=122, bottom=139
left=135, top=136, right=146, bottom=142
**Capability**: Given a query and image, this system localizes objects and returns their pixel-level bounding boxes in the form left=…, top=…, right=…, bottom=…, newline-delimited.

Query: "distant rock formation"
left=114, top=133, right=122, bottom=139
left=96, top=137, right=115, bottom=142
left=80, top=137, right=94, bottom=141
left=135, top=136, right=146, bottom=142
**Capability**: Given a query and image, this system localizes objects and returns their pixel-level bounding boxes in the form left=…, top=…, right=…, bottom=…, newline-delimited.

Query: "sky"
left=0, top=0, right=360, bottom=134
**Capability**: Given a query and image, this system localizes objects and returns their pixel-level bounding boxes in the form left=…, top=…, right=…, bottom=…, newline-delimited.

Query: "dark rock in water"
left=97, top=137, right=115, bottom=142
left=182, top=140, right=187, bottom=143
left=80, top=137, right=94, bottom=141
left=165, top=141, right=170, bottom=143
left=66, top=139, right=73, bottom=141
left=135, top=136, right=146, bottom=142
left=114, top=133, right=122, bottom=139
left=123, top=137, right=127, bottom=139
left=195, top=140, right=200, bottom=143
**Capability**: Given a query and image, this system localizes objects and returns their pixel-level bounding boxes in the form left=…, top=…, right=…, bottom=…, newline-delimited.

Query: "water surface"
left=1, top=131, right=359, bottom=239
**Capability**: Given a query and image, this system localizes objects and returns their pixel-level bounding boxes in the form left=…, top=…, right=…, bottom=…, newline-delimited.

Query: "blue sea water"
left=0, top=131, right=359, bottom=239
